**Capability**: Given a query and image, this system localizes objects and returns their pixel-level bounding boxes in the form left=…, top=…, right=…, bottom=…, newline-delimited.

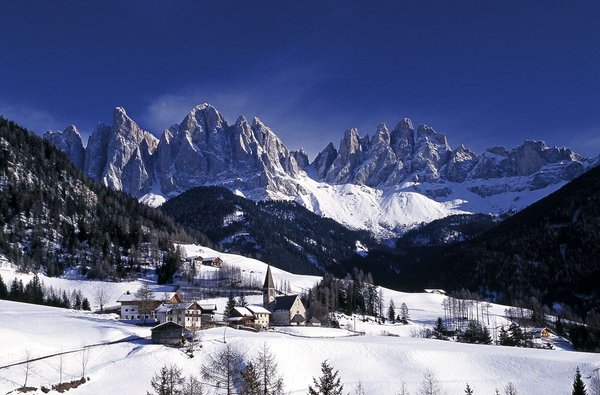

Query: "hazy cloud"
left=0, top=102, right=62, bottom=134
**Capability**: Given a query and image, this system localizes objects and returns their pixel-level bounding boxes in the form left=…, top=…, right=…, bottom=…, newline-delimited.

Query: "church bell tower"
left=263, top=265, right=276, bottom=311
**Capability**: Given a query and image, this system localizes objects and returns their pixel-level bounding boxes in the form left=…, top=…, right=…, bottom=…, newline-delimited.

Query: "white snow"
left=0, top=247, right=599, bottom=395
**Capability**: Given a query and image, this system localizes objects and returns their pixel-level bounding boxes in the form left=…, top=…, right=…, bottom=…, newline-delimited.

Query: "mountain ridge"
left=44, top=103, right=596, bottom=237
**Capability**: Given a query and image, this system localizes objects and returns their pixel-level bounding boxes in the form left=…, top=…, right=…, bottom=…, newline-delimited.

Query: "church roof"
left=263, top=265, right=275, bottom=289
left=273, top=295, right=299, bottom=311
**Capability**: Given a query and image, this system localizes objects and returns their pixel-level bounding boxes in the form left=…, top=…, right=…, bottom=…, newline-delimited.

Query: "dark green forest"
left=0, top=118, right=205, bottom=279
left=160, top=186, right=376, bottom=276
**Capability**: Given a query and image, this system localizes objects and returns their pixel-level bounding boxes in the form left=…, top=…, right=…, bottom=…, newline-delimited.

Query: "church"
left=263, top=265, right=307, bottom=326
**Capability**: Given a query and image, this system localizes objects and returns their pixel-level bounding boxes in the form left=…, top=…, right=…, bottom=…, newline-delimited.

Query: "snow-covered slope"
left=0, top=247, right=599, bottom=395
left=45, top=104, right=595, bottom=238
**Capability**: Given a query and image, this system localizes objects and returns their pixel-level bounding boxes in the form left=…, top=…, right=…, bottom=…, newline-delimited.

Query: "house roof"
left=199, top=304, right=217, bottom=312
left=158, top=302, right=200, bottom=312
left=232, top=307, right=254, bottom=317
left=308, top=317, right=321, bottom=323
left=151, top=321, right=184, bottom=332
left=263, top=265, right=275, bottom=289
left=117, top=291, right=178, bottom=303
left=247, top=305, right=271, bottom=315
left=292, top=313, right=305, bottom=323
left=273, top=295, right=299, bottom=311
left=203, top=256, right=221, bottom=262
left=424, top=289, right=447, bottom=294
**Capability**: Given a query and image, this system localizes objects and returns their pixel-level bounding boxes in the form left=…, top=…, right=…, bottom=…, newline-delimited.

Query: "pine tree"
left=224, top=295, right=237, bottom=320
left=433, top=317, right=447, bottom=340
left=308, top=360, right=344, bottom=395
left=0, top=273, right=7, bottom=299
left=464, top=383, right=474, bottom=394
left=388, top=299, right=396, bottom=323
left=82, top=297, right=91, bottom=311
left=572, top=367, right=588, bottom=395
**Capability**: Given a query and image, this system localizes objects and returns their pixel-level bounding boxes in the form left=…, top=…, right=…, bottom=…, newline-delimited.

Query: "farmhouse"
left=527, top=327, right=554, bottom=339
left=263, top=265, right=307, bottom=326
left=246, top=305, right=271, bottom=329
left=202, top=257, right=223, bottom=268
left=151, top=321, right=183, bottom=345
left=229, top=307, right=255, bottom=327
left=117, top=290, right=181, bottom=321
left=155, top=302, right=202, bottom=329
left=424, top=289, right=447, bottom=295
left=199, top=304, right=218, bottom=328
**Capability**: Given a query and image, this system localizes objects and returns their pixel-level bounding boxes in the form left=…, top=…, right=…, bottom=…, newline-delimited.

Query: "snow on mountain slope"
left=0, top=247, right=599, bottom=394
left=45, top=104, right=596, bottom=239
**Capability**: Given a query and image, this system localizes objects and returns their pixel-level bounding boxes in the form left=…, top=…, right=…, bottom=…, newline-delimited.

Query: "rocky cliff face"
left=312, top=118, right=585, bottom=193
left=43, top=125, right=85, bottom=170
left=44, top=104, right=592, bottom=237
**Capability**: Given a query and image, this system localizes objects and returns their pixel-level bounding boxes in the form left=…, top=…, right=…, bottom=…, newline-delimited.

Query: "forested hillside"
left=396, top=165, right=600, bottom=320
left=0, top=118, right=206, bottom=279
left=160, top=186, right=376, bottom=275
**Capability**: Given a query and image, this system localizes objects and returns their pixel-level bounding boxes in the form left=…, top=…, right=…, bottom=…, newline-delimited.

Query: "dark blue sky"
left=1, top=0, right=599, bottom=158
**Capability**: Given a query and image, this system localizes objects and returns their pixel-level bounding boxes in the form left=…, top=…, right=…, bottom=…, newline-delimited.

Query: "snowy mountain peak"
left=46, top=105, right=593, bottom=238
left=43, top=125, right=85, bottom=170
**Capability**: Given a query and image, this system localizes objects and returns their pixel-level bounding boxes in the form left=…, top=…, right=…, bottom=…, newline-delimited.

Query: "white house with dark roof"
left=117, top=290, right=181, bottom=321
left=155, top=302, right=202, bottom=329
left=262, top=265, right=306, bottom=326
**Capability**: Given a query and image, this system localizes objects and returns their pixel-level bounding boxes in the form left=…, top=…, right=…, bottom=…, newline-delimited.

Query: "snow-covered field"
left=1, top=246, right=599, bottom=394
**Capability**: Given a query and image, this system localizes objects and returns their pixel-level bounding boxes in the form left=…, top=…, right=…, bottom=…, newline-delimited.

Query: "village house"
left=199, top=304, right=217, bottom=328
left=229, top=306, right=255, bottom=327
left=117, top=290, right=181, bottom=321
left=155, top=302, right=202, bottom=329
left=202, top=256, right=223, bottom=268
left=151, top=321, right=183, bottom=345
left=263, top=265, right=307, bottom=326
left=246, top=305, right=271, bottom=329
left=424, top=289, right=447, bottom=295
left=155, top=302, right=218, bottom=329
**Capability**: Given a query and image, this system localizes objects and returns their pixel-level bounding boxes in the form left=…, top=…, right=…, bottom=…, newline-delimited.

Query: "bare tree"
left=504, top=382, right=518, bottom=395
left=182, top=375, right=204, bottom=395
left=80, top=345, right=91, bottom=379
left=148, top=364, right=184, bottom=395
left=201, top=344, right=244, bottom=395
left=135, top=283, right=156, bottom=324
left=94, top=285, right=111, bottom=313
left=254, top=344, right=284, bottom=395
left=418, top=370, right=441, bottom=395
left=396, top=382, right=410, bottom=395
left=355, top=381, right=365, bottom=395
left=21, top=350, right=35, bottom=389
left=57, top=353, right=64, bottom=384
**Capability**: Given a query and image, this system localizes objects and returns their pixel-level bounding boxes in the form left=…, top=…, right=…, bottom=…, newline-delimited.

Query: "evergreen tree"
left=308, top=360, right=344, bottom=395
left=0, top=273, right=7, bottom=299
left=82, top=297, right=91, bottom=311
left=388, top=299, right=396, bottom=323
left=224, top=295, right=237, bottom=320
left=433, top=317, right=447, bottom=340
left=499, top=326, right=512, bottom=346
left=572, top=367, right=588, bottom=395
left=465, top=383, right=474, bottom=394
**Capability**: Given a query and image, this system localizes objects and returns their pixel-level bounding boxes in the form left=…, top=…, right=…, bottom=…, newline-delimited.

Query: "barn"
left=151, top=322, right=184, bottom=345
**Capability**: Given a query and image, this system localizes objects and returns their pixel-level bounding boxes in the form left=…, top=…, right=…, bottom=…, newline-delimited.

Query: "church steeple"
left=263, top=265, right=276, bottom=310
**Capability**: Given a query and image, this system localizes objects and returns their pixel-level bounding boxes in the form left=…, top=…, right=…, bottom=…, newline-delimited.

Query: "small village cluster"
left=117, top=263, right=314, bottom=345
